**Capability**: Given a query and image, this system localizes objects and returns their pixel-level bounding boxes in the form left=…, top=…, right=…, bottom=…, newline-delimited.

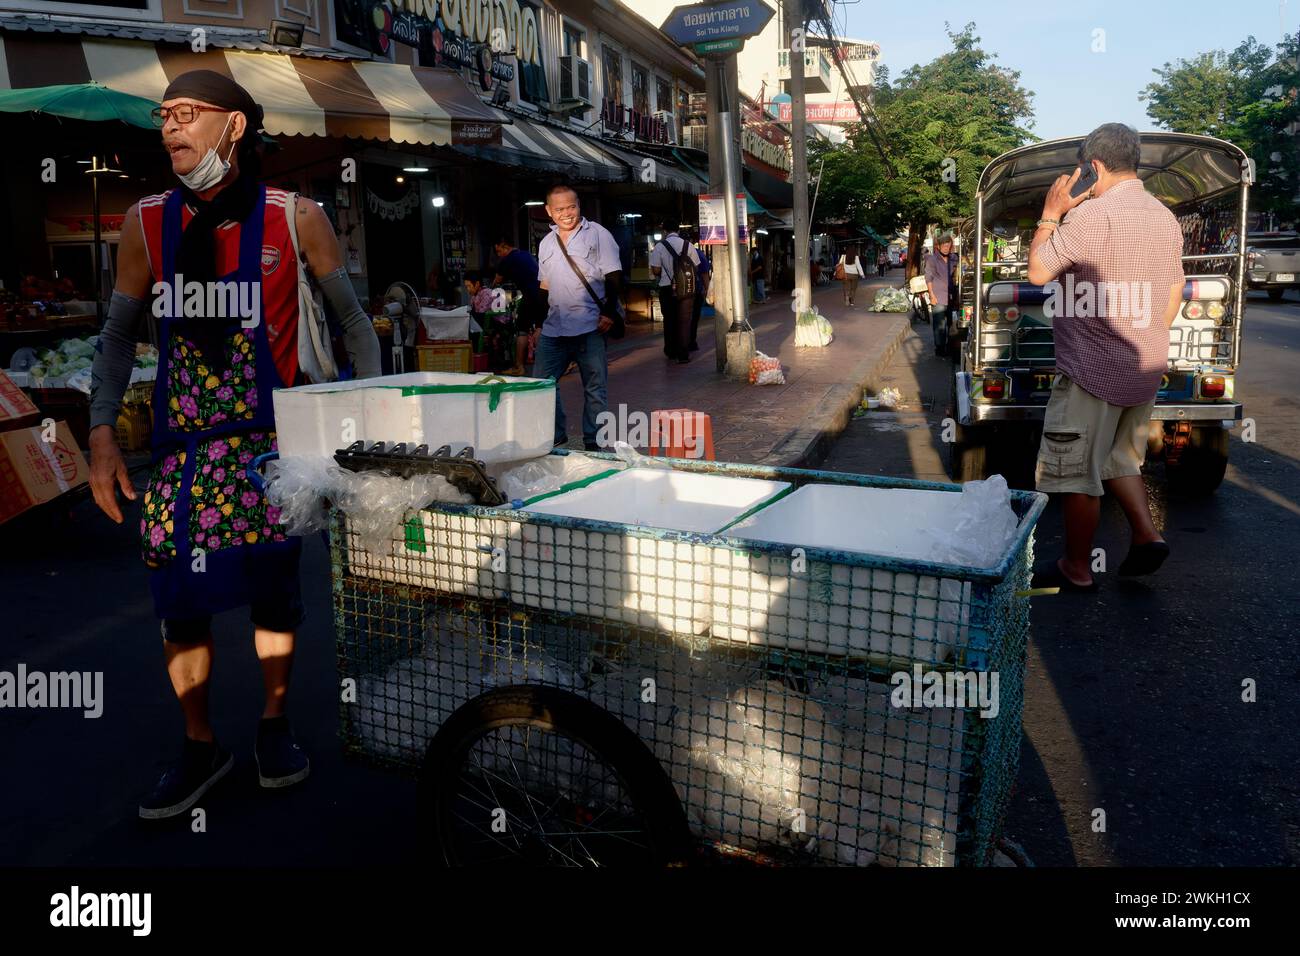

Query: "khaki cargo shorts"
left=1035, top=373, right=1153, bottom=497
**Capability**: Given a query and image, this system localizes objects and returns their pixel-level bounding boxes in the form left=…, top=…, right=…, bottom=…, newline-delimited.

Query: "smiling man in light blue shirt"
left=534, top=183, right=623, bottom=450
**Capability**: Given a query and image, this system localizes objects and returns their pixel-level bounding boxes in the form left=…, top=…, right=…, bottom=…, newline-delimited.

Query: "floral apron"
left=141, top=185, right=300, bottom=619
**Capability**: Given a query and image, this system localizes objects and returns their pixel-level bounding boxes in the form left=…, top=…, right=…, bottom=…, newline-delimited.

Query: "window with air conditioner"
left=559, top=56, right=593, bottom=107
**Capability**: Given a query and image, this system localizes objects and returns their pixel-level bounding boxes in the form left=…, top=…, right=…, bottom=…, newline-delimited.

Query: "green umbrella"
left=0, top=82, right=159, bottom=130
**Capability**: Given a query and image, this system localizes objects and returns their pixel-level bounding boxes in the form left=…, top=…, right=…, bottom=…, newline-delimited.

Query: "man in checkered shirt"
left=1026, top=123, right=1186, bottom=591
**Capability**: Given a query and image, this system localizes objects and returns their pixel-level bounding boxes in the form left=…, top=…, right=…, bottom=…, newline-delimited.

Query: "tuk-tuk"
left=949, top=132, right=1251, bottom=495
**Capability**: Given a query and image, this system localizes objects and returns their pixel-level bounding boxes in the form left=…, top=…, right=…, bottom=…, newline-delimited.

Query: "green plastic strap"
left=520, top=468, right=621, bottom=506
left=713, top=483, right=797, bottom=535
left=393, top=377, right=553, bottom=412
left=403, top=516, right=426, bottom=553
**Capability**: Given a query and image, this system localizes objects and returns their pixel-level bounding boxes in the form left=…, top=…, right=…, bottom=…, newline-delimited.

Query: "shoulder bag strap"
left=556, top=232, right=605, bottom=312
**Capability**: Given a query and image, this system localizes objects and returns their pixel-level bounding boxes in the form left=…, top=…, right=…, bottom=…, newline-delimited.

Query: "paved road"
left=824, top=290, right=1300, bottom=865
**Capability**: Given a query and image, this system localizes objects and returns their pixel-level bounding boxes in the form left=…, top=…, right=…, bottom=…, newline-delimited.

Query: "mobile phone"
left=1070, top=161, right=1098, bottom=198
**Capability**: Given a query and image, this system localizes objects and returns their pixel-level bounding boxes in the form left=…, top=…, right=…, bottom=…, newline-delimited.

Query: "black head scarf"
left=163, top=71, right=266, bottom=370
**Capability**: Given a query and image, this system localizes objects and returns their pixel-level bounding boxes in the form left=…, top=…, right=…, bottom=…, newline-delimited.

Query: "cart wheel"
left=419, top=686, right=692, bottom=867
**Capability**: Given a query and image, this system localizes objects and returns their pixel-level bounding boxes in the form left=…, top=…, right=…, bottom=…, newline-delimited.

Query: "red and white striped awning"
left=0, top=30, right=505, bottom=146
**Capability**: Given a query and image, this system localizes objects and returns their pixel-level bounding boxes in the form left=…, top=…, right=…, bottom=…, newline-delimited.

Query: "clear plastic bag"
left=794, top=308, right=833, bottom=347
left=612, top=440, right=671, bottom=470
left=265, top=456, right=473, bottom=548
left=876, top=386, right=902, bottom=409
left=918, top=474, right=1020, bottom=568
left=494, top=452, right=625, bottom=502
left=748, top=351, right=785, bottom=386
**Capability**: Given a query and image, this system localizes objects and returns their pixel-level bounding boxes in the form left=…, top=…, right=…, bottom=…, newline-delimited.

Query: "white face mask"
left=177, top=112, right=237, bottom=192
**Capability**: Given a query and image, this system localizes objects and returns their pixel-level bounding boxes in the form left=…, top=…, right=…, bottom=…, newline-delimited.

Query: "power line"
left=814, top=1, right=895, bottom=176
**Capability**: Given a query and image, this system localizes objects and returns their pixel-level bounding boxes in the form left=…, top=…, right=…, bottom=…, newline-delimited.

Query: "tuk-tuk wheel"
left=948, top=423, right=989, bottom=482
left=1165, top=425, right=1229, bottom=497
left=1266, top=288, right=1284, bottom=302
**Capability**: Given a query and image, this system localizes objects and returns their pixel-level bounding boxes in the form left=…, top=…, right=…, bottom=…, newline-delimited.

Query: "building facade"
left=1, top=0, right=774, bottom=323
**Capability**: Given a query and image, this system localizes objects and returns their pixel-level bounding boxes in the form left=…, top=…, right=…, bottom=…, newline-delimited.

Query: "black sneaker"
left=255, top=716, right=310, bottom=789
left=138, top=738, right=234, bottom=820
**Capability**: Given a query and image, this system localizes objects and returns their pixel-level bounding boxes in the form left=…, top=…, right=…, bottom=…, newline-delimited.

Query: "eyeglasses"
left=150, top=104, right=231, bottom=128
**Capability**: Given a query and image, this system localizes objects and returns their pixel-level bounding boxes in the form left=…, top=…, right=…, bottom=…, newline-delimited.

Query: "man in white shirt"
left=649, top=221, right=702, bottom=364
left=535, top=184, right=623, bottom=449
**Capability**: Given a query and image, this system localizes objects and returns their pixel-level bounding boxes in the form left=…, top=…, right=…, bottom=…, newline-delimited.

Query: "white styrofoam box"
left=712, top=485, right=976, bottom=660
left=272, top=371, right=554, bottom=464
left=508, top=470, right=792, bottom=635
left=346, top=509, right=508, bottom=598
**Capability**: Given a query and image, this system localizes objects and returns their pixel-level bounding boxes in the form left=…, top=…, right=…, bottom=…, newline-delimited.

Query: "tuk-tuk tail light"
left=1201, top=375, right=1226, bottom=399
left=982, top=376, right=1006, bottom=399
left=1207, top=301, right=1226, bottom=320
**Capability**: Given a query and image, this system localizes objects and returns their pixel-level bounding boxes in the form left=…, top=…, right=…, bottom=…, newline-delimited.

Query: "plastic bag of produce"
left=749, top=352, right=785, bottom=386
left=871, top=287, right=910, bottom=313
left=794, top=308, right=833, bottom=347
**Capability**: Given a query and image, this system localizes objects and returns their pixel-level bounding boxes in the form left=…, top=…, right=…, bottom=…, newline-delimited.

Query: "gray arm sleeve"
left=317, top=266, right=381, bottom=379
left=89, top=291, right=147, bottom=430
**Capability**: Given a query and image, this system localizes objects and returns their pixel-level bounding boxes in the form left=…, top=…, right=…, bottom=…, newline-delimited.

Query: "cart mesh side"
left=330, top=464, right=1041, bottom=867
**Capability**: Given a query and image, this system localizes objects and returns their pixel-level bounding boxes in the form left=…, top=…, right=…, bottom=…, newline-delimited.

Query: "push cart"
left=324, top=451, right=1047, bottom=868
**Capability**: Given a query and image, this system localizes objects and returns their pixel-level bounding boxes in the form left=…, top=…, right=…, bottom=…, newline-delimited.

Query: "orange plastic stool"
left=649, top=408, right=715, bottom=460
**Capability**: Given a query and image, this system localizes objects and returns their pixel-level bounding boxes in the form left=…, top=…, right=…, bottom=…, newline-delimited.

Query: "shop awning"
left=0, top=32, right=505, bottom=146
left=598, top=142, right=702, bottom=194
left=450, top=114, right=628, bottom=182
left=744, top=166, right=795, bottom=210
left=671, top=150, right=771, bottom=215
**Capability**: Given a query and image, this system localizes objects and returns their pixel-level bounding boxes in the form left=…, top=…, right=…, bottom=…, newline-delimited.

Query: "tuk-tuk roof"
left=977, top=132, right=1248, bottom=222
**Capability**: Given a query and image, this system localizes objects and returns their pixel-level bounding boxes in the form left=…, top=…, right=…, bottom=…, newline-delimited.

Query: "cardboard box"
left=415, top=342, right=473, bottom=373
left=0, top=420, right=90, bottom=524
left=0, top=369, right=40, bottom=432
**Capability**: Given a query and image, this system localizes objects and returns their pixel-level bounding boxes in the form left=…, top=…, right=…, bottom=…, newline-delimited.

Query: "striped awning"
left=0, top=31, right=504, bottom=146
left=598, top=142, right=702, bottom=194
left=453, top=115, right=628, bottom=182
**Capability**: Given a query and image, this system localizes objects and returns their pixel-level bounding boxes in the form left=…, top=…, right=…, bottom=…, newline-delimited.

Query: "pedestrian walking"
left=924, top=234, right=959, bottom=355
left=1026, top=122, right=1183, bottom=591
left=749, top=247, right=767, bottom=302
left=533, top=183, right=623, bottom=450
left=87, top=70, right=381, bottom=819
left=649, top=221, right=701, bottom=364
left=835, top=244, right=865, bottom=306
left=877, top=248, right=888, bottom=276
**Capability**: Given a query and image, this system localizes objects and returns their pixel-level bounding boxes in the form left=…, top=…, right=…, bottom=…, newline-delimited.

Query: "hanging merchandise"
left=366, top=186, right=421, bottom=221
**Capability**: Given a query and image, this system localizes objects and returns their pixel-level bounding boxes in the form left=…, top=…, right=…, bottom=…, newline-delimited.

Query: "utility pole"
left=785, top=0, right=811, bottom=317
left=664, top=0, right=775, bottom=377
left=706, top=51, right=753, bottom=377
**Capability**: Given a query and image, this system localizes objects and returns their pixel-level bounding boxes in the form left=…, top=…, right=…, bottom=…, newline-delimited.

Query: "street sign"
left=661, top=0, right=776, bottom=47
left=694, top=38, right=743, bottom=56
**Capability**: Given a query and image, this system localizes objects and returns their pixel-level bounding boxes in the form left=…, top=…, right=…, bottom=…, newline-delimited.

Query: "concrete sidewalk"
left=553, top=278, right=912, bottom=467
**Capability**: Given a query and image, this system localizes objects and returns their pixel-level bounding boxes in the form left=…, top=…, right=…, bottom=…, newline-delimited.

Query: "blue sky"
left=833, top=0, right=1296, bottom=140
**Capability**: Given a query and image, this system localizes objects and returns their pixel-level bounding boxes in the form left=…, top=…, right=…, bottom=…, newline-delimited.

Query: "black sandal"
left=1029, top=561, right=1099, bottom=593
left=1117, top=541, right=1170, bottom=577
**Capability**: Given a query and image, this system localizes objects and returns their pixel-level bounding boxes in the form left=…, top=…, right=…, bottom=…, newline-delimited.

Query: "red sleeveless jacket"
left=137, top=185, right=300, bottom=386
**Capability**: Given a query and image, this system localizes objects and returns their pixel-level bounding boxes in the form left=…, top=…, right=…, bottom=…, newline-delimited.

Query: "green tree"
left=1141, top=36, right=1299, bottom=218
left=810, top=23, right=1035, bottom=275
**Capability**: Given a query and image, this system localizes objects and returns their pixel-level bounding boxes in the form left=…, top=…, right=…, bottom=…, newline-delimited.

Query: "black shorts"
left=160, top=547, right=305, bottom=644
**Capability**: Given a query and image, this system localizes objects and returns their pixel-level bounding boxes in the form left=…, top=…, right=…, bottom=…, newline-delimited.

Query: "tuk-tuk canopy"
left=977, top=132, right=1249, bottom=223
